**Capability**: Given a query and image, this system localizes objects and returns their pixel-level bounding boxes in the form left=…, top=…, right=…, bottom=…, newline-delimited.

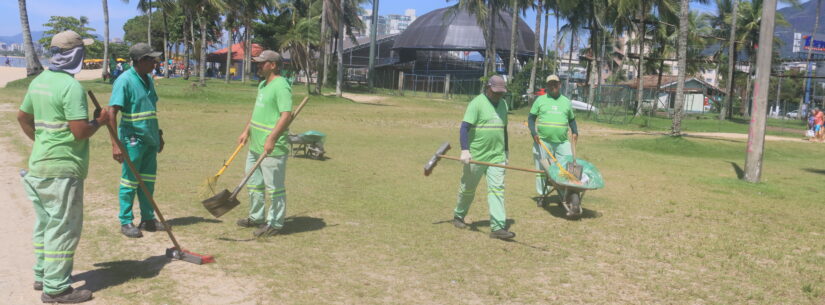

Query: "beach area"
left=0, top=66, right=102, bottom=87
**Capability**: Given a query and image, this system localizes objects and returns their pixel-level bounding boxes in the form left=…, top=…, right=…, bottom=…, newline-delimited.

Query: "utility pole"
left=744, top=0, right=778, bottom=183
left=367, top=0, right=379, bottom=91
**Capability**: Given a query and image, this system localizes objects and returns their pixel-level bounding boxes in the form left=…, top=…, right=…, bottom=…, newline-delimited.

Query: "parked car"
left=786, top=110, right=799, bottom=119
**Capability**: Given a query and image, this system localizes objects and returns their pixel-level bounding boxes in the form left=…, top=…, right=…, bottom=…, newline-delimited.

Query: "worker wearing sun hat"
left=450, top=75, right=515, bottom=240
left=18, top=30, right=107, bottom=303
left=235, top=50, right=294, bottom=238
left=529, top=74, right=578, bottom=201
left=108, top=43, right=166, bottom=238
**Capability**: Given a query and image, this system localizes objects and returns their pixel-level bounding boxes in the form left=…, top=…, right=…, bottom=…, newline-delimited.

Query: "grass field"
left=2, top=77, right=825, bottom=304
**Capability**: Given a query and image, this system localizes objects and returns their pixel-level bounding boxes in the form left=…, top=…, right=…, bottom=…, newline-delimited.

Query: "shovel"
left=202, top=96, right=310, bottom=218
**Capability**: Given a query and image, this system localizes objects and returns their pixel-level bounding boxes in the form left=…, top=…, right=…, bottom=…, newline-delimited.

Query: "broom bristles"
left=199, top=175, right=219, bottom=198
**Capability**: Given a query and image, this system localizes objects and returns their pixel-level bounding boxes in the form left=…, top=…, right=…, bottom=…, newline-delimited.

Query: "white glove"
left=460, top=150, right=472, bottom=165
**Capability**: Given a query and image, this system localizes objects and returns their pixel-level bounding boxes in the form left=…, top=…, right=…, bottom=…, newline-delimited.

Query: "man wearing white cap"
left=17, top=30, right=108, bottom=303
left=450, top=75, right=515, bottom=240
left=235, top=50, right=293, bottom=238
left=529, top=75, right=578, bottom=203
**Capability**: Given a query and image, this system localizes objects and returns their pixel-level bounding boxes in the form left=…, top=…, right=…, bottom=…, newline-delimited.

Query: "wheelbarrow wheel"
left=565, top=192, right=582, bottom=219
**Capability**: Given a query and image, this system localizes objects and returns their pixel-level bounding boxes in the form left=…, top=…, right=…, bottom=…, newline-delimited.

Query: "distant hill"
left=775, top=0, right=825, bottom=59
left=0, top=31, right=44, bottom=45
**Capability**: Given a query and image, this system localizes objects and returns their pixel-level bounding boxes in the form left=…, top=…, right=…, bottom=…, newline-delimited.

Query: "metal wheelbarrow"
left=538, top=156, right=605, bottom=219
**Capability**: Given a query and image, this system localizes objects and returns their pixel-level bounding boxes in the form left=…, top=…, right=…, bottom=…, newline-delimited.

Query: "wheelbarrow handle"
left=438, top=155, right=544, bottom=174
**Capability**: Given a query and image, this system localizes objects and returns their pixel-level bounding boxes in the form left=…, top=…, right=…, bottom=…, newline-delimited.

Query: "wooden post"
left=398, top=72, right=403, bottom=95
left=444, top=74, right=451, bottom=99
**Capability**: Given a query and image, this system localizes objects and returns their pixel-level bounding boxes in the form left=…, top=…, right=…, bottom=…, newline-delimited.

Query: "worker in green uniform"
left=235, top=50, right=293, bottom=238
left=108, top=43, right=166, bottom=238
left=450, top=75, right=515, bottom=240
left=528, top=75, right=578, bottom=203
left=17, top=30, right=108, bottom=303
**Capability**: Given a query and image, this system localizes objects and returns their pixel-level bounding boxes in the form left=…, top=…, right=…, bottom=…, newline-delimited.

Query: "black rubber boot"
left=253, top=225, right=281, bottom=237
left=450, top=217, right=467, bottom=229
left=34, top=281, right=42, bottom=291
left=139, top=219, right=166, bottom=232
left=40, top=287, right=93, bottom=303
left=489, top=229, right=515, bottom=240
left=236, top=218, right=263, bottom=228
left=120, top=223, right=142, bottom=238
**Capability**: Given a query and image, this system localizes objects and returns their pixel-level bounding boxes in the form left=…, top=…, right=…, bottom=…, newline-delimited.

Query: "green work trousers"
left=454, top=163, right=507, bottom=232
left=245, top=151, right=287, bottom=228
left=533, top=139, right=572, bottom=196
left=22, top=175, right=84, bottom=295
left=118, top=136, right=158, bottom=225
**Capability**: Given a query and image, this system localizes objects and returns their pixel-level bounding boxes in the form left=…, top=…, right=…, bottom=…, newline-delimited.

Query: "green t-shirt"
left=530, top=94, right=575, bottom=143
left=250, top=77, right=293, bottom=157
left=463, top=94, right=508, bottom=163
left=19, top=70, right=90, bottom=179
left=109, top=68, right=161, bottom=146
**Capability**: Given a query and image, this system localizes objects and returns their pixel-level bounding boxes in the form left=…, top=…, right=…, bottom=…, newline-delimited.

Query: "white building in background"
left=358, top=9, right=416, bottom=37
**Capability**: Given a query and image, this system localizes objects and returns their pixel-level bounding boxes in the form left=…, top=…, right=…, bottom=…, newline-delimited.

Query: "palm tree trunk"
left=527, top=0, right=542, bottom=95
left=244, top=21, right=252, bottom=83
left=554, top=5, right=560, bottom=74
left=507, top=0, right=518, bottom=80
left=18, top=0, right=43, bottom=76
left=199, top=12, right=207, bottom=86
left=147, top=0, right=152, bottom=45
left=542, top=9, right=549, bottom=65
left=671, top=0, right=690, bottom=136
left=162, top=6, right=170, bottom=78
left=801, top=0, right=822, bottom=119
left=184, top=12, right=191, bottom=80
left=721, top=0, right=739, bottom=120
left=317, top=0, right=327, bottom=92
left=102, top=0, right=110, bottom=79
left=368, top=0, right=379, bottom=91
left=635, top=2, right=647, bottom=117
left=565, top=29, right=574, bottom=96
left=336, top=0, right=344, bottom=97
left=586, top=4, right=597, bottom=109
left=225, top=23, right=232, bottom=83
left=190, top=16, right=197, bottom=76
left=485, top=4, right=497, bottom=76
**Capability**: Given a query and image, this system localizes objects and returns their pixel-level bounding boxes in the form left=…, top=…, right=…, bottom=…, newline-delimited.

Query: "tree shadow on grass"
left=730, top=161, right=745, bottom=179
left=803, top=168, right=825, bottom=175
left=165, top=216, right=222, bottom=227
left=73, top=255, right=170, bottom=292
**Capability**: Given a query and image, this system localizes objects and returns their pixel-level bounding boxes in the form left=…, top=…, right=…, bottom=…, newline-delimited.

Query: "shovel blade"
left=202, top=189, right=240, bottom=218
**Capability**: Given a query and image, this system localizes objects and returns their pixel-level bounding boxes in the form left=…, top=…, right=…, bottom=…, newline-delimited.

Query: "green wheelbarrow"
left=538, top=156, right=605, bottom=219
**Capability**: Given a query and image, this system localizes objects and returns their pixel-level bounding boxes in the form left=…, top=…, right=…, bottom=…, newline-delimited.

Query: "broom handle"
left=214, top=142, right=244, bottom=177
left=228, top=96, right=310, bottom=199
left=438, top=155, right=544, bottom=174
left=88, top=91, right=182, bottom=250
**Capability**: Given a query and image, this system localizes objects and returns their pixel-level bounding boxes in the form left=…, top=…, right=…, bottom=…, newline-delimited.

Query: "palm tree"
left=317, top=0, right=328, bottom=92
left=18, top=0, right=43, bottom=76
left=367, top=0, right=379, bottom=91
left=722, top=0, right=738, bottom=120
left=507, top=0, right=519, bottom=80
left=671, top=0, right=689, bottom=135
left=527, top=0, right=543, bottom=95
left=223, top=2, right=239, bottom=83
left=103, top=0, right=110, bottom=79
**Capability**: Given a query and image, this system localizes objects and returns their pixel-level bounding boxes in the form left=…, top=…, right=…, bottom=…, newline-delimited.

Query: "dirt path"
left=0, top=67, right=103, bottom=88
left=341, top=92, right=392, bottom=105
left=582, top=127, right=808, bottom=143
left=0, top=104, right=42, bottom=303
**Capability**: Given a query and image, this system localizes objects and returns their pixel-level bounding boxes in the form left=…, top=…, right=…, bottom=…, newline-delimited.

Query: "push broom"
left=88, top=91, right=214, bottom=265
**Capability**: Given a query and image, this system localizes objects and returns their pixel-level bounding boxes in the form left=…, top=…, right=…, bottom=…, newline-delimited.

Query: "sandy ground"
left=0, top=67, right=103, bottom=88
left=0, top=103, right=42, bottom=303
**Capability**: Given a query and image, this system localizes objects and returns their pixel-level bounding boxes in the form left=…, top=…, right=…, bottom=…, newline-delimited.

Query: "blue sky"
left=0, top=0, right=793, bottom=41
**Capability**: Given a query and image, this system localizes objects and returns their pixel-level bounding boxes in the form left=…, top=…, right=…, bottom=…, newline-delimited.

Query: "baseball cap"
left=129, top=43, right=162, bottom=61
left=546, top=75, right=560, bottom=83
left=487, top=75, right=507, bottom=93
left=50, top=30, right=93, bottom=51
left=253, top=50, right=282, bottom=63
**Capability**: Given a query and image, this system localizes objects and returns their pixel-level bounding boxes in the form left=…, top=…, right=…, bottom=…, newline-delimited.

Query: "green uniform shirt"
left=530, top=94, right=575, bottom=143
left=19, top=70, right=90, bottom=179
left=463, top=94, right=508, bottom=163
left=109, top=68, right=160, bottom=146
left=250, top=77, right=292, bottom=157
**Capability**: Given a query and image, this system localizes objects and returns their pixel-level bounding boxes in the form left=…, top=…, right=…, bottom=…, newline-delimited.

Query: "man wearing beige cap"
left=107, top=43, right=166, bottom=238
left=450, top=75, right=515, bottom=240
left=528, top=75, right=578, bottom=207
left=17, top=30, right=107, bottom=303
left=235, top=50, right=293, bottom=238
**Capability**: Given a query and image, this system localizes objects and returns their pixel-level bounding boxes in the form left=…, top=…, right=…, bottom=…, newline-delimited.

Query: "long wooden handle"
left=214, top=142, right=244, bottom=177
left=88, top=91, right=182, bottom=250
left=439, top=155, right=544, bottom=174
left=229, top=96, right=310, bottom=199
